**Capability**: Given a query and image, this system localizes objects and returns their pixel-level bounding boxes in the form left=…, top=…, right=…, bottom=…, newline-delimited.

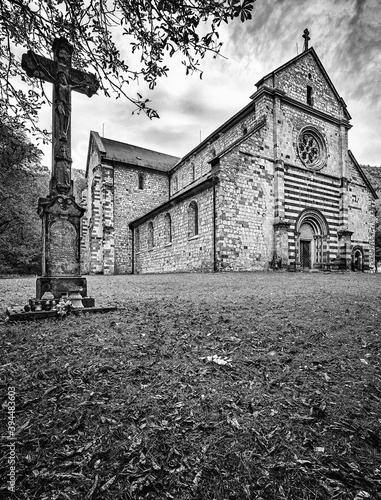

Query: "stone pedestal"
left=36, top=276, right=88, bottom=300
left=36, top=193, right=89, bottom=300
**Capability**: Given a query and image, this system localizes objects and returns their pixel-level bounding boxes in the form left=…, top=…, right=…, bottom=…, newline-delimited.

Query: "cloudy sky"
left=35, top=0, right=381, bottom=170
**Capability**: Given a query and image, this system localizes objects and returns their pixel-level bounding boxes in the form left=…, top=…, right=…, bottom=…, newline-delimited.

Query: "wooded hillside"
left=0, top=160, right=85, bottom=276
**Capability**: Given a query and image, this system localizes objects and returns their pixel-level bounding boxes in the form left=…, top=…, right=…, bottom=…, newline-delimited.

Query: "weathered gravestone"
left=21, top=38, right=98, bottom=302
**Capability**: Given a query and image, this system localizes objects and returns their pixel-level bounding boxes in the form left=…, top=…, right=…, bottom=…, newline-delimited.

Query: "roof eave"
left=129, top=175, right=218, bottom=228
left=102, top=157, right=172, bottom=175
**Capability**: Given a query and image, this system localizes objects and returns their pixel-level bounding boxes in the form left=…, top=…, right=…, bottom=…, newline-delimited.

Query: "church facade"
left=82, top=43, right=377, bottom=275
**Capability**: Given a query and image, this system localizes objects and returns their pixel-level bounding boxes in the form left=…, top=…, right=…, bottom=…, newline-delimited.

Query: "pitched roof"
left=88, top=131, right=180, bottom=173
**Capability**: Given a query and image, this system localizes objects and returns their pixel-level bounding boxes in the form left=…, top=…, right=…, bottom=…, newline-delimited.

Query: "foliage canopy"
left=1, top=0, right=255, bottom=137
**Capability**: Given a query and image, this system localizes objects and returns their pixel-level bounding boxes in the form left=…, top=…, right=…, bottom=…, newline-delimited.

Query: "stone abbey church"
left=82, top=41, right=377, bottom=275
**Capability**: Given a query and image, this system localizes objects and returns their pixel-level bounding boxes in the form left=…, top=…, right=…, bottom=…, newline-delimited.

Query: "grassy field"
left=1, top=272, right=381, bottom=499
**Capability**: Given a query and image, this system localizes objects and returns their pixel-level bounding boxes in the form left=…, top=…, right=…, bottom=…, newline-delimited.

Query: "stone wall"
left=278, top=103, right=344, bottom=178
left=264, top=51, right=345, bottom=119
left=347, top=156, right=376, bottom=269
left=83, top=142, right=106, bottom=274
left=85, top=165, right=115, bottom=274
left=113, top=166, right=169, bottom=273
left=134, top=110, right=277, bottom=274
left=284, top=166, right=341, bottom=265
left=169, top=101, right=260, bottom=197
left=215, top=123, right=275, bottom=271
left=135, top=187, right=214, bottom=273
left=80, top=186, right=89, bottom=274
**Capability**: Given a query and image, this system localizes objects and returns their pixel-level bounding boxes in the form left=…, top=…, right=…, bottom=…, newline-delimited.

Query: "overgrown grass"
left=1, top=272, right=381, bottom=499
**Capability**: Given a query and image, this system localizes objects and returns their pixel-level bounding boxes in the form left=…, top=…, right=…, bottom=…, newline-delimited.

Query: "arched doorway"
left=299, top=223, right=314, bottom=269
left=352, top=246, right=363, bottom=272
left=295, top=209, right=330, bottom=270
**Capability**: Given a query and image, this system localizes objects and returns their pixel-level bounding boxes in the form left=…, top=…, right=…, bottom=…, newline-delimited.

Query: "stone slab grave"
left=6, top=37, right=116, bottom=321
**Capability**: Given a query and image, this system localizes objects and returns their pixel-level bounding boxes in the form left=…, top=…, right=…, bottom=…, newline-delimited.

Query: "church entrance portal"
left=300, top=223, right=314, bottom=268
left=294, top=209, right=330, bottom=271
left=352, top=247, right=364, bottom=271
left=300, top=240, right=311, bottom=268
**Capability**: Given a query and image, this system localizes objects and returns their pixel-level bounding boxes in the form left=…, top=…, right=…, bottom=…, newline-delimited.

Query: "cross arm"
left=21, top=51, right=56, bottom=84
left=70, top=67, right=99, bottom=97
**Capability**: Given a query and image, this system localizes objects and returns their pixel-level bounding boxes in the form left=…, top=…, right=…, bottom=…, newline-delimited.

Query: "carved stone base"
left=6, top=306, right=116, bottom=322
left=38, top=194, right=85, bottom=276
left=36, top=276, right=88, bottom=300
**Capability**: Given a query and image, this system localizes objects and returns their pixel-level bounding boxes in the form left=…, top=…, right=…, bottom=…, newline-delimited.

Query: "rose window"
left=299, top=133, right=319, bottom=164
left=297, top=127, right=327, bottom=171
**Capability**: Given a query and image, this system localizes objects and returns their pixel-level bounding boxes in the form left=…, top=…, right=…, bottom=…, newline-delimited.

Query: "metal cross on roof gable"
left=303, top=28, right=310, bottom=52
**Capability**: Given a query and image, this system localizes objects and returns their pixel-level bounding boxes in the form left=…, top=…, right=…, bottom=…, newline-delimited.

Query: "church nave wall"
left=134, top=187, right=214, bottom=274
left=113, top=165, right=169, bottom=274
left=347, top=168, right=376, bottom=270
left=169, top=105, right=261, bottom=198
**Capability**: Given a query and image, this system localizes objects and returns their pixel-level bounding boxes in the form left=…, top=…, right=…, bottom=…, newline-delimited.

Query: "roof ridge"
left=102, top=136, right=180, bottom=159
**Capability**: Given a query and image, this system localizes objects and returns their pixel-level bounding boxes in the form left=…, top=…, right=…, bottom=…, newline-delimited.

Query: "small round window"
left=297, top=126, right=327, bottom=171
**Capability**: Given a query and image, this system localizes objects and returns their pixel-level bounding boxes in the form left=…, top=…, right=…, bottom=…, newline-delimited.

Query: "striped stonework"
left=284, top=165, right=341, bottom=269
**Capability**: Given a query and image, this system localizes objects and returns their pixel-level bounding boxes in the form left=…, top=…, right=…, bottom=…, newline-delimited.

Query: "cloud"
left=33, top=0, right=381, bottom=171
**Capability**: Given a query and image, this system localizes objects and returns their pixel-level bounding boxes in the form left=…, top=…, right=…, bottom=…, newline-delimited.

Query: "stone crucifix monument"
left=22, top=38, right=99, bottom=302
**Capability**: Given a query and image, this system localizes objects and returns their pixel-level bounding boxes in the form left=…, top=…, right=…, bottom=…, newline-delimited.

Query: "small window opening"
left=308, top=73, right=312, bottom=80
left=148, top=221, right=154, bottom=248
left=173, top=176, right=178, bottom=193
left=135, top=228, right=140, bottom=252
left=307, top=85, right=313, bottom=106
left=138, top=174, right=144, bottom=190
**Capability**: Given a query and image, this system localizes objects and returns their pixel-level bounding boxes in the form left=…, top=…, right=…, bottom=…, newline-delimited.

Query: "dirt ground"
left=1, top=272, right=381, bottom=499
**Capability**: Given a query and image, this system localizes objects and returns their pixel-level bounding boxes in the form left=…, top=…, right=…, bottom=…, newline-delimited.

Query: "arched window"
left=188, top=201, right=198, bottom=238
left=191, top=163, right=195, bottom=181
left=164, top=213, right=172, bottom=244
left=297, top=126, right=327, bottom=171
left=135, top=228, right=140, bottom=252
left=148, top=221, right=154, bottom=249
left=138, top=174, right=144, bottom=190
